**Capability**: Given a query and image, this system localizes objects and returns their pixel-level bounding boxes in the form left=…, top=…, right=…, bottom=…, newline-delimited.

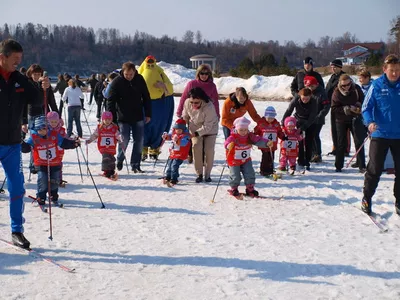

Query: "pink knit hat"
left=233, top=117, right=251, bottom=129
left=101, top=111, right=113, bottom=120
left=47, top=111, right=59, bottom=121
left=284, top=116, right=297, bottom=127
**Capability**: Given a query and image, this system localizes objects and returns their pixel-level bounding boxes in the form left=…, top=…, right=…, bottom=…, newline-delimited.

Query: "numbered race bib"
left=38, top=147, right=56, bottom=160
left=283, top=140, right=296, bottom=149
left=263, top=132, right=277, bottom=142
left=234, top=148, right=251, bottom=160
left=100, top=137, right=115, bottom=147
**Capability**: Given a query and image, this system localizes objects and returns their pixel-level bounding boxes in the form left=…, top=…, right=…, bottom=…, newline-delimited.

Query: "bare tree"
left=195, top=30, right=202, bottom=44
left=182, top=30, right=194, bottom=43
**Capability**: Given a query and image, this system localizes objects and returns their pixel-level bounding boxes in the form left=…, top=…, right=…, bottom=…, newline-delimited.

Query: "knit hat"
left=233, top=117, right=251, bottom=129
left=284, top=116, right=297, bottom=128
left=34, top=116, right=47, bottom=131
left=46, top=111, right=59, bottom=122
left=304, top=75, right=318, bottom=87
left=101, top=111, right=113, bottom=120
left=264, top=106, right=277, bottom=118
left=330, top=59, right=343, bottom=68
left=303, top=56, right=313, bottom=66
left=173, top=118, right=187, bottom=130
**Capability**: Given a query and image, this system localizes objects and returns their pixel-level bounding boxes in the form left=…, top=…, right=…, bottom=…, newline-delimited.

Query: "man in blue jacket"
left=0, top=39, right=50, bottom=248
left=361, top=54, right=400, bottom=215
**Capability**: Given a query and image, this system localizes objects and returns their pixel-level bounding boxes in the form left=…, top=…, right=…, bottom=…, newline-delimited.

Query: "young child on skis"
left=224, top=116, right=269, bottom=198
left=85, top=111, right=121, bottom=180
left=254, top=106, right=284, bottom=177
left=47, top=111, right=68, bottom=187
left=22, top=116, right=80, bottom=205
left=279, top=116, right=303, bottom=175
left=161, top=119, right=191, bottom=186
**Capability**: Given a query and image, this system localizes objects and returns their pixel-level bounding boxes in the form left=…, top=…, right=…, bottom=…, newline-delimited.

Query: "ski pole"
left=118, top=141, right=130, bottom=174
left=78, top=145, right=105, bottom=209
left=210, top=163, right=226, bottom=204
left=157, top=157, right=170, bottom=179
left=43, top=73, right=53, bottom=241
left=0, top=177, right=6, bottom=193
left=76, top=147, right=84, bottom=182
left=86, top=142, right=89, bottom=175
left=153, top=137, right=166, bottom=168
left=345, top=135, right=370, bottom=168
left=81, top=108, right=92, bottom=136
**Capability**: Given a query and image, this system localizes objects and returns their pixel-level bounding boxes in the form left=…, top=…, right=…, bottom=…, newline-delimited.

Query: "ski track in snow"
left=1, top=93, right=400, bottom=300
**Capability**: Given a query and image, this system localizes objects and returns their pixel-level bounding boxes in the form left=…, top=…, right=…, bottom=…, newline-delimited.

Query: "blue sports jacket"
left=362, top=74, right=400, bottom=139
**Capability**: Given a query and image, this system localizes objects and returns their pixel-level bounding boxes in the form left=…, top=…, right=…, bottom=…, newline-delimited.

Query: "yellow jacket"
left=138, top=58, right=173, bottom=100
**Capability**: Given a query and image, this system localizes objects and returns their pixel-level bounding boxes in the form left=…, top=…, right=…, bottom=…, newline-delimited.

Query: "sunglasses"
left=190, top=101, right=201, bottom=105
left=341, top=82, right=352, bottom=88
left=199, top=72, right=210, bottom=76
left=147, top=59, right=155, bottom=63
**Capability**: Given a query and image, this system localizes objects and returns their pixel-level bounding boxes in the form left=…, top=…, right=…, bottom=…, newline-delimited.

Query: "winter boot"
left=228, top=187, right=240, bottom=197
left=142, top=147, right=149, bottom=161
left=36, top=197, right=45, bottom=205
left=117, top=161, right=123, bottom=171
left=195, top=174, right=203, bottom=183
left=361, top=197, right=372, bottom=215
left=351, top=162, right=359, bottom=168
left=132, top=166, right=145, bottom=173
left=245, top=184, right=259, bottom=197
left=11, top=232, right=30, bottom=249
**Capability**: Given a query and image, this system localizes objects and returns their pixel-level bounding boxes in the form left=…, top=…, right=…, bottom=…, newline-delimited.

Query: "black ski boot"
left=12, top=232, right=30, bottom=249
left=117, top=161, right=123, bottom=171
left=361, top=197, right=372, bottom=215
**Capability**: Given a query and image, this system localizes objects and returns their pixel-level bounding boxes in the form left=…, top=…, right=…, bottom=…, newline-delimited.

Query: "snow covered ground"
left=1, top=68, right=399, bottom=300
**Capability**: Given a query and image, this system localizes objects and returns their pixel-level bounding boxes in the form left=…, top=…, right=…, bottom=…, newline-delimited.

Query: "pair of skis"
left=0, top=238, right=75, bottom=273
left=228, top=190, right=283, bottom=201
left=29, top=195, right=64, bottom=213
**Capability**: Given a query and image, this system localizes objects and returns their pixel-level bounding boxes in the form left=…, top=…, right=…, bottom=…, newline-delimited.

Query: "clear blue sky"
left=1, top=0, right=398, bottom=45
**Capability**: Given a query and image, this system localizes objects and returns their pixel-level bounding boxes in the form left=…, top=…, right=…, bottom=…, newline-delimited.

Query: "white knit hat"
left=233, top=117, right=251, bottom=129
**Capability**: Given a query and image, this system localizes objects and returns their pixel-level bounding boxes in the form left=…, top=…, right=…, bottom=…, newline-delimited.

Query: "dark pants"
left=363, top=138, right=400, bottom=205
left=89, top=91, right=95, bottom=105
left=67, top=106, right=82, bottom=137
left=312, top=124, right=324, bottom=156
left=335, top=118, right=366, bottom=170
left=260, top=150, right=275, bottom=175
left=222, top=126, right=231, bottom=140
left=96, top=99, right=104, bottom=120
left=102, top=153, right=116, bottom=172
left=58, top=100, right=64, bottom=120
left=165, top=158, right=184, bottom=181
left=117, top=121, right=144, bottom=169
left=330, top=111, right=338, bottom=151
left=298, top=124, right=317, bottom=167
left=331, top=111, right=351, bottom=153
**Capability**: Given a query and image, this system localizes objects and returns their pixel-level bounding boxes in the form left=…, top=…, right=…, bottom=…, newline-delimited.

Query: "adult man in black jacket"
left=282, top=88, right=318, bottom=170
left=290, top=56, right=325, bottom=97
left=107, top=61, right=151, bottom=173
left=0, top=39, right=50, bottom=249
left=325, top=59, right=346, bottom=156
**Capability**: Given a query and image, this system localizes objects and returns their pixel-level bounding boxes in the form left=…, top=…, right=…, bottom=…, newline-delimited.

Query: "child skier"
left=279, top=116, right=303, bottom=175
left=254, top=106, right=284, bottom=177
left=224, top=116, right=269, bottom=198
left=161, top=119, right=191, bottom=186
left=85, top=111, right=121, bottom=180
left=47, top=111, right=68, bottom=187
left=22, top=116, right=80, bottom=205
